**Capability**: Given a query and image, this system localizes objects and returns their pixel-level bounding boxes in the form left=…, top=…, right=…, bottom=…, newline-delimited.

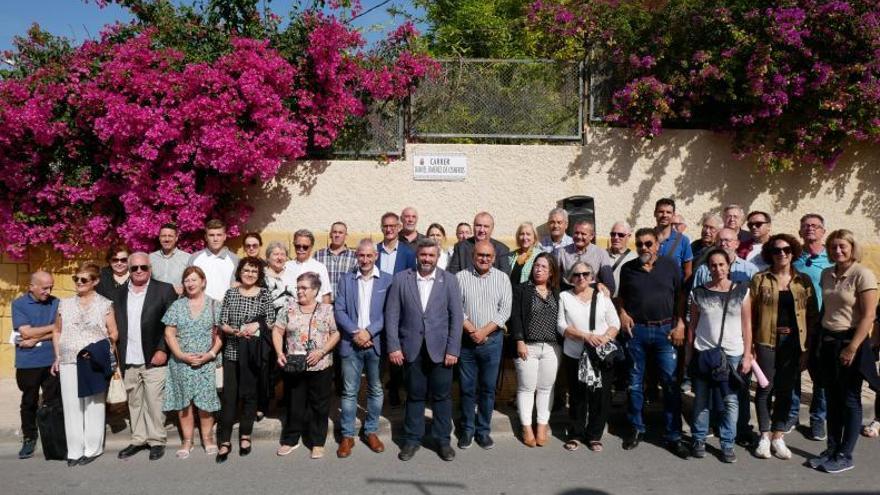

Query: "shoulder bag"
left=696, top=283, right=737, bottom=382
left=284, top=305, right=316, bottom=374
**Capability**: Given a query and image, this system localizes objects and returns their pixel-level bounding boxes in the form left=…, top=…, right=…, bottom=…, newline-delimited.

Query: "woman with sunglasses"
left=162, top=266, right=223, bottom=458
left=216, top=256, right=274, bottom=463
left=557, top=261, right=620, bottom=452
left=51, top=262, right=119, bottom=466
left=508, top=252, right=561, bottom=447
left=810, top=229, right=879, bottom=473
left=273, top=272, right=339, bottom=459
left=242, top=232, right=264, bottom=260
left=688, top=248, right=752, bottom=463
left=749, top=234, right=818, bottom=460
left=97, top=243, right=130, bottom=299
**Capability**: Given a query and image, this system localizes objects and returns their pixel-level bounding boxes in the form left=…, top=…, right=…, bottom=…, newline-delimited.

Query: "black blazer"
left=113, top=279, right=178, bottom=374
left=507, top=282, right=560, bottom=342
left=448, top=237, right=512, bottom=274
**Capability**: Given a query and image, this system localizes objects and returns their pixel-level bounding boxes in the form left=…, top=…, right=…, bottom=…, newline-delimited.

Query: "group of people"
left=10, top=202, right=880, bottom=474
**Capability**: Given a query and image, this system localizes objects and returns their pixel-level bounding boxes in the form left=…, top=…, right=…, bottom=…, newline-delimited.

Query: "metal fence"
left=330, top=58, right=600, bottom=157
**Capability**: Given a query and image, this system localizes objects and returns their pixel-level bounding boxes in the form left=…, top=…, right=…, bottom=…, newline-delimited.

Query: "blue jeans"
left=692, top=354, right=741, bottom=450
left=403, top=344, right=454, bottom=446
left=458, top=332, right=503, bottom=438
left=627, top=323, right=682, bottom=441
left=339, top=348, right=383, bottom=438
left=790, top=374, right=827, bottom=424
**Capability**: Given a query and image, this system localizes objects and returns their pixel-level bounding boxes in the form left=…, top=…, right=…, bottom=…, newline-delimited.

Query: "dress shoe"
left=438, top=444, right=455, bottom=461
left=622, top=432, right=643, bottom=450
left=215, top=443, right=231, bottom=464
left=67, top=458, right=79, bottom=467
left=118, top=444, right=149, bottom=459
left=148, top=445, right=165, bottom=461
left=239, top=438, right=252, bottom=457
left=365, top=433, right=385, bottom=453
left=337, top=437, right=355, bottom=458
left=78, top=453, right=102, bottom=466
left=521, top=426, right=536, bottom=448
left=398, top=443, right=419, bottom=461
left=457, top=434, right=473, bottom=449
left=667, top=440, right=690, bottom=459
left=535, top=424, right=550, bottom=447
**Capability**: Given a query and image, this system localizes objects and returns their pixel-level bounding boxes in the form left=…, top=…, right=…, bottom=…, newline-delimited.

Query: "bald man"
left=447, top=212, right=511, bottom=274
left=399, top=207, right=426, bottom=249
left=12, top=271, right=60, bottom=459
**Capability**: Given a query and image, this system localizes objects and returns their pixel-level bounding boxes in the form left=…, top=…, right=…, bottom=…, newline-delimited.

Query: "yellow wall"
left=4, top=129, right=880, bottom=377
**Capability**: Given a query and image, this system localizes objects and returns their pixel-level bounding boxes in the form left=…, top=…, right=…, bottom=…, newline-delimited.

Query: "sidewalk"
left=0, top=373, right=875, bottom=445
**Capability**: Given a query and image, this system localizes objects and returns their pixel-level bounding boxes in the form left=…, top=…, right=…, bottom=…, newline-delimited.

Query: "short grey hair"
left=265, top=240, right=288, bottom=257
left=701, top=212, right=723, bottom=227
left=565, top=261, right=593, bottom=284
left=416, top=237, right=440, bottom=254
left=128, top=251, right=150, bottom=264
left=293, top=229, right=315, bottom=246
left=723, top=204, right=745, bottom=216
left=356, top=238, right=376, bottom=252
left=297, top=272, right=321, bottom=292
left=548, top=207, right=569, bottom=222
left=610, top=221, right=631, bottom=234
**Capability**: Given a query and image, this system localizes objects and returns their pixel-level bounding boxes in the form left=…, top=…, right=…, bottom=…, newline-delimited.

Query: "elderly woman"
left=51, top=262, right=118, bottom=466
left=97, top=243, right=130, bottom=299
left=162, top=266, right=223, bottom=459
left=508, top=253, right=561, bottom=447
left=243, top=232, right=264, bottom=260
left=259, top=240, right=290, bottom=417
left=216, top=256, right=274, bottom=463
left=688, top=248, right=752, bottom=463
left=750, top=234, right=818, bottom=460
left=558, top=261, right=620, bottom=452
left=426, top=223, right=450, bottom=270
left=508, top=222, right=543, bottom=285
left=809, top=230, right=879, bottom=473
left=273, top=272, right=340, bottom=459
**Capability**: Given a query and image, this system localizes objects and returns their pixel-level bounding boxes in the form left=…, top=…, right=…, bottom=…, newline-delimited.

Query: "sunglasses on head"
left=72, top=276, right=93, bottom=284
left=769, top=246, right=792, bottom=256
left=635, top=241, right=654, bottom=249
left=129, top=265, right=150, bottom=273
left=747, top=221, right=768, bottom=229
left=609, top=232, right=627, bottom=238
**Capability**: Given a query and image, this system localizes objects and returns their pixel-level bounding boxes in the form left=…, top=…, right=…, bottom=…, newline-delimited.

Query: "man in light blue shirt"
left=691, top=228, right=759, bottom=288
left=539, top=207, right=573, bottom=253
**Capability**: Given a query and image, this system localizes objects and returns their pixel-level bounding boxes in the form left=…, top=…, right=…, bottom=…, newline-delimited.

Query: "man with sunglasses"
left=607, top=222, right=637, bottom=298
left=187, top=219, right=240, bottom=302
left=616, top=228, right=689, bottom=458
left=741, top=211, right=772, bottom=270
left=114, top=253, right=177, bottom=461
left=790, top=213, right=831, bottom=441
left=281, top=229, right=332, bottom=304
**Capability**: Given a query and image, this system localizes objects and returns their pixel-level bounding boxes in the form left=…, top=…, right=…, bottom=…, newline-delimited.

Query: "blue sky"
left=1, top=0, right=426, bottom=54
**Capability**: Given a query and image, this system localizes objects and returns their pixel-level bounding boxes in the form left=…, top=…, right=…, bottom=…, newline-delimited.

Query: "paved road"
left=1, top=427, right=878, bottom=495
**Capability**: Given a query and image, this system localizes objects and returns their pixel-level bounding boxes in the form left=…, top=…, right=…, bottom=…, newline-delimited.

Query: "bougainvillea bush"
left=526, top=0, right=880, bottom=170
left=0, top=0, right=436, bottom=258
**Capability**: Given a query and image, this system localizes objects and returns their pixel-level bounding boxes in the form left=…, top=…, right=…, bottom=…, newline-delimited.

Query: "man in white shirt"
left=187, top=219, right=239, bottom=301
left=281, top=229, right=332, bottom=304
left=744, top=210, right=772, bottom=271
left=607, top=221, right=637, bottom=298
left=148, top=223, right=189, bottom=294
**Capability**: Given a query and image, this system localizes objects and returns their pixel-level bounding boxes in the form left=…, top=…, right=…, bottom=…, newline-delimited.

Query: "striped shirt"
left=456, top=267, right=513, bottom=329
left=314, top=246, right=357, bottom=297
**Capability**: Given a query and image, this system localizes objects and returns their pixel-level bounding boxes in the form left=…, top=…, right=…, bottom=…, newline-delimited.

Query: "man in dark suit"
left=386, top=238, right=464, bottom=462
left=377, top=211, right=417, bottom=406
left=114, top=252, right=177, bottom=461
left=334, top=239, right=393, bottom=458
left=447, top=211, right=511, bottom=274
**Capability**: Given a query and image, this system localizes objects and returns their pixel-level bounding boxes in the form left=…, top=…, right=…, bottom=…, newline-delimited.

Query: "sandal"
left=176, top=439, right=194, bottom=459
left=276, top=444, right=299, bottom=456
left=239, top=437, right=252, bottom=456
left=310, top=446, right=325, bottom=459
left=588, top=441, right=603, bottom=452
left=215, top=443, right=231, bottom=464
left=862, top=419, right=880, bottom=438
left=564, top=440, right=580, bottom=452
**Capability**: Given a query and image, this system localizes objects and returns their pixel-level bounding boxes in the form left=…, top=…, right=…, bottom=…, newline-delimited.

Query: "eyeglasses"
left=111, top=257, right=128, bottom=263
left=129, top=265, right=150, bottom=273
left=747, top=221, right=768, bottom=229
left=635, top=241, right=654, bottom=249
left=294, top=244, right=311, bottom=251
left=769, top=246, right=792, bottom=256
left=571, top=271, right=592, bottom=279
left=609, top=232, right=627, bottom=238
left=72, top=276, right=93, bottom=284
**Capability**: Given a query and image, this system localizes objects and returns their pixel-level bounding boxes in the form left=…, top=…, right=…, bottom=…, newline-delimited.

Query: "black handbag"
left=36, top=403, right=66, bottom=461
left=283, top=306, right=316, bottom=374
left=695, top=283, right=737, bottom=382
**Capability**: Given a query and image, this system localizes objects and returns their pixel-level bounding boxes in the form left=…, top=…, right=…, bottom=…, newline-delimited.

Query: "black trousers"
left=281, top=368, right=333, bottom=447
left=219, top=359, right=259, bottom=444
left=564, top=355, right=613, bottom=442
left=16, top=367, right=60, bottom=440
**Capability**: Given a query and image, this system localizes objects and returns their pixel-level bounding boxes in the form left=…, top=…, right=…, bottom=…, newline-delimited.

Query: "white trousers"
left=514, top=342, right=561, bottom=426
left=60, top=364, right=106, bottom=459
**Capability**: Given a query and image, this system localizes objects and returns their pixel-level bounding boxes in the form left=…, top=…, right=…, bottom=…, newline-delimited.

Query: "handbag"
left=284, top=305, right=316, bottom=374
left=696, top=283, right=737, bottom=382
left=106, top=344, right=127, bottom=405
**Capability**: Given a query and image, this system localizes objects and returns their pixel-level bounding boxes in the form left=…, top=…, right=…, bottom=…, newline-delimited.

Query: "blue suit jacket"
left=334, top=270, right=393, bottom=357
left=384, top=268, right=464, bottom=364
left=377, top=241, right=417, bottom=275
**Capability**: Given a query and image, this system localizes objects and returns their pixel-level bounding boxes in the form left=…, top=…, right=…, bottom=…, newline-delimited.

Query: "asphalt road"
left=2, top=428, right=878, bottom=495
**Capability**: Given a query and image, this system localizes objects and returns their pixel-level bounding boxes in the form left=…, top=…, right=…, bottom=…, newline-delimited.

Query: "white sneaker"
left=771, top=438, right=792, bottom=459
left=755, top=436, right=771, bottom=459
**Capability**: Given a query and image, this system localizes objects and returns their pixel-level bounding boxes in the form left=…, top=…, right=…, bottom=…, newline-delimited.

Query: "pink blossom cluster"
left=0, top=16, right=434, bottom=258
